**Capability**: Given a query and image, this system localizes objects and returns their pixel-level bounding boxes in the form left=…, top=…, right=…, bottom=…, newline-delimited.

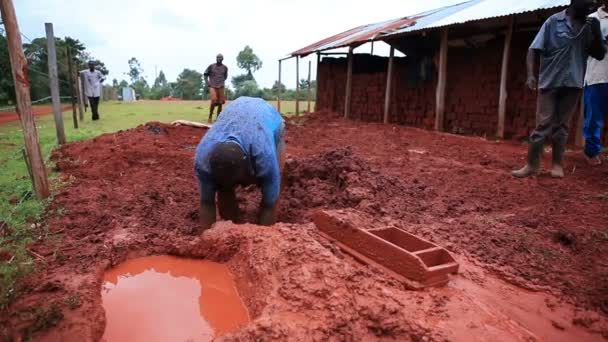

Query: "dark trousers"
left=530, top=87, right=581, bottom=147
left=88, top=97, right=100, bottom=120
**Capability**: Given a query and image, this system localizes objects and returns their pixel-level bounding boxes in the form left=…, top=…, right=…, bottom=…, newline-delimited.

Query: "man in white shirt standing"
left=583, top=1, right=608, bottom=165
left=80, top=61, right=105, bottom=121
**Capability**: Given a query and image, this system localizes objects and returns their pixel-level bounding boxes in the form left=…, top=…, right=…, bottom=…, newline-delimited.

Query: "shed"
left=285, top=0, right=604, bottom=145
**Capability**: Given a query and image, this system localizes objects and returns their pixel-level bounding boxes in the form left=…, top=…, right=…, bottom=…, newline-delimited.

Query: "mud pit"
left=2, top=113, right=608, bottom=341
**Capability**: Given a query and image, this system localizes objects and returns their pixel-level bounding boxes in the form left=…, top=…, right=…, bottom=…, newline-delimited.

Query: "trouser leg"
left=551, top=88, right=581, bottom=166
left=583, top=84, right=608, bottom=158
left=89, top=97, right=100, bottom=120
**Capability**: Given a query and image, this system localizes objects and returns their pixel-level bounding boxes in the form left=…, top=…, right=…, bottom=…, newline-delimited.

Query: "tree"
left=127, top=57, right=143, bottom=84
left=112, top=79, right=119, bottom=89
left=118, top=80, right=129, bottom=88
left=231, top=73, right=254, bottom=90
left=235, top=79, right=263, bottom=98
left=236, top=46, right=262, bottom=77
left=175, top=69, right=203, bottom=100
left=154, top=70, right=168, bottom=88
left=0, top=34, right=15, bottom=104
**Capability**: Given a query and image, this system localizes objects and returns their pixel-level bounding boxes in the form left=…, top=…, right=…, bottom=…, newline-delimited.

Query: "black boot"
left=512, top=142, right=543, bottom=178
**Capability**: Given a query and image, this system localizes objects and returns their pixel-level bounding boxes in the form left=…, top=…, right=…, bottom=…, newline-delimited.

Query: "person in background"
left=204, top=54, right=228, bottom=123
left=513, top=0, right=606, bottom=178
left=80, top=61, right=105, bottom=121
left=194, top=97, right=285, bottom=230
left=583, top=0, right=608, bottom=166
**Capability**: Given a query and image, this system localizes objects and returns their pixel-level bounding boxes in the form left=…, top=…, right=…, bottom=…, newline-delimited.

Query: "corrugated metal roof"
left=290, top=0, right=569, bottom=57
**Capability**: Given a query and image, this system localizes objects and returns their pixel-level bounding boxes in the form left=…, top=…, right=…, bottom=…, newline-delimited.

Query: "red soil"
left=0, top=105, right=73, bottom=126
left=1, top=112, right=608, bottom=340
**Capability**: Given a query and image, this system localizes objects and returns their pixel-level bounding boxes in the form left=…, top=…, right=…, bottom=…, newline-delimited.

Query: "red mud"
left=0, top=105, right=72, bottom=126
left=1, top=113, right=607, bottom=340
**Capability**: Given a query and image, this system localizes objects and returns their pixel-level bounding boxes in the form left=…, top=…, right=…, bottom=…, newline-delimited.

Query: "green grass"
left=0, top=99, right=311, bottom=310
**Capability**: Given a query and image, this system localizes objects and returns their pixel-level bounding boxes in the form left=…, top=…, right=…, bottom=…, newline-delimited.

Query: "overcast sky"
left=16, top=0, right=465, bottom=89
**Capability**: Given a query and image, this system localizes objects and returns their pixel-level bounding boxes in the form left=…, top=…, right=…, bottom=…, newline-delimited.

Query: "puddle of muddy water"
left=101, top=255, right=250, bottom=342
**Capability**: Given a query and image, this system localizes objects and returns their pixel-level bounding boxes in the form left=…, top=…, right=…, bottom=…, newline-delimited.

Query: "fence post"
left=66, top=46, right=79, bottom=129
left=1, top=0, right=51, bottom=199
left=277, top=59, right=282, bottom=113
left=45, top=22, right=66, bottom=144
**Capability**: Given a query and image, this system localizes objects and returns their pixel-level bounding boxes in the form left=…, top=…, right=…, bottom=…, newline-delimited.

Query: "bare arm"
left=526, top=49, right=539, bottom=91
left=587, top=17, right=606, bottom=61
left=200, top=200, right=216, bottom=230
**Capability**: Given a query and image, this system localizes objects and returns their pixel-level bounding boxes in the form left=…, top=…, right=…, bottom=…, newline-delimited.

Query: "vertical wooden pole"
left=1, top=0, right=50, bottom=199
left=435, top=29, right=448, bottom=131
left=315, top=53, right=321, bottom=112
left=497, top=16, right=514, bottom=138
left=295, top=56, right=300, bottom=116
left=344, top=46, right=354, bottom=119
left=45, top=23, right=66, bottom=144
left=66, top=46, right=78, bottom=129
left=307, top=60, right=312, bottom=113
left=371, top=41, right=374, bottom=55
left=575, top=99, right=585, bottom=147
left=77, top=80, right=85, bottom=118
left=277, top=59, right=282, bottom=113
left=383, top=46, right=395, bottom=124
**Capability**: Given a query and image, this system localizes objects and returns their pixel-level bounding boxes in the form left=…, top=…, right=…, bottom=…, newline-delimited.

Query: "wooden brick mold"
left=313, top=210, right=459, bottom=287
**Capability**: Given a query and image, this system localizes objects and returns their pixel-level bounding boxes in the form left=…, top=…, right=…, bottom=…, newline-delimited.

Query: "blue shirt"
left=530, top=10, right=596, bottom=89
left=194, top=97, right=285, bottom=207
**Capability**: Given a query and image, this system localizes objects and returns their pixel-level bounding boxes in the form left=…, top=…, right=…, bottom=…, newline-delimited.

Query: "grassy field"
left=0, top=99, right=312, bottom=309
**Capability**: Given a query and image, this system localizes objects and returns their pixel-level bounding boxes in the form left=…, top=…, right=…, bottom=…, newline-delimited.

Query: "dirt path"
left=0, top=105, right=73, bottom=126
left=1, top=113, right=607, bottom=340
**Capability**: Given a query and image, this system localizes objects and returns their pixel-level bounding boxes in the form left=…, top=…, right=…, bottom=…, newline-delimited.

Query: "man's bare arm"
left=587, top=17, right=607, bottom=61
left=200, top=201, right=216, bottom=230
left=526, top=49, right=539, bottom=91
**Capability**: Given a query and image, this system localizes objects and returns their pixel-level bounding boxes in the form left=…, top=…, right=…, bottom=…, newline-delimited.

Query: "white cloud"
left=15, top=0, right=464, bottom=88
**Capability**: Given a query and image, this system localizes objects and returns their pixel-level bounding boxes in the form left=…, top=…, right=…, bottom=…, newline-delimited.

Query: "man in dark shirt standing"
left=513, top=0, right=606, bottom=179
left=204, top=54, right=228, bottom=123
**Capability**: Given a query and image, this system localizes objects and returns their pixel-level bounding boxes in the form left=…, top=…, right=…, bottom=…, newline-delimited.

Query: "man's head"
left=570, top=0, right=596, bottom=19
left=216, top=54, right=224, bottom=65
left=88, top=61, right=96, bottom=71
left=209, top=142, right=249, bottom=189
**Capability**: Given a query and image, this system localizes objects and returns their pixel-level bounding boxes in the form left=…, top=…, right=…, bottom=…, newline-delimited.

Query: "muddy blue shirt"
left=530, top=10, right=597, bottom=89
left=194, top=97, right=285, bottom=207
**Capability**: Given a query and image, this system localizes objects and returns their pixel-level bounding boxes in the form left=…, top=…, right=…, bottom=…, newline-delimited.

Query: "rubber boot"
left=512, top=142, right=542, bottom=178
left=551, top=142, right=565, bottom=178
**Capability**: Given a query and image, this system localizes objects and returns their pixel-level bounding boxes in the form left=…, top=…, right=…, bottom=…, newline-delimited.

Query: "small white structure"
left=121, top=87, right=137, bottom=102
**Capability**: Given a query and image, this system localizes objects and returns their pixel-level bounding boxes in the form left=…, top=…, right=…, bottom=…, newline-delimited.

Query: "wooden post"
left=77, top=80, right=85, bottom=119
left=307, top=60, right=312, bottom=113
left=575, top=99, right=585, bottom=147
left=295, top=56, right=300, bottom=116
left=1, top=0, right=50, bottom=199
left=45, top=23, right=66, bottom=144
left=371, top=41, right=374, bottom=55
left=383, top=46, right=395, bottom=124
left=435, top=29, right=448, bottom=131
left=497, top=16, right=514, bottom=138
left=277, top=59, right=282, bottom=113
left=344, top=46, right=354, bottom=119
left=315, top=53, right=320, bottom=112
left=66, top=46, right=78, bottom=129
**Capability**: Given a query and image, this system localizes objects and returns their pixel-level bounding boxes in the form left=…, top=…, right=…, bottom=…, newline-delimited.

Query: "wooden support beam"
left=497, top=16, right=514, bottom=139
left=344, top=46, right=354, bottom=119
left=315, top=53, right=320, bottom=112
left=295, top=56, right=300, bottom=116
left=66, top=46, right=78, bottom=129
left=307, top=60, right=312, bottom=113
left=575, top=98, right=585, bottom=147
left=277, top=59, right=282, bottom=113
left=76, top=68, right=84, bottom=119
left=383, top=46, right=395, bottom=124
left=371, top=41, right=375, bottom=55
left=1, top=0, right=50, bottom=199
left=45, top=23, right=66, bottom=144
left=435, top=29, right=448, bottom=132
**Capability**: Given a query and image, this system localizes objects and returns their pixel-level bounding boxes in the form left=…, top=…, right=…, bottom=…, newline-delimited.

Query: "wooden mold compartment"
left=313, top=210, right=459, bottom=287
